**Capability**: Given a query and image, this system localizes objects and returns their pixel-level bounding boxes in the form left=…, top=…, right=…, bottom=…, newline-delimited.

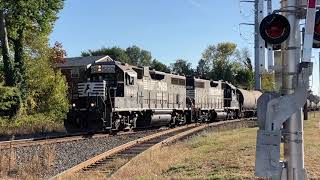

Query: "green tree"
left=125, top=45, right=141, bottom=65
left=51, top=41, right=67, bottom=64
left=200, top=42, right=254, bottom=89
left=82, top=45, right=152, bottom=66
left=139, top=49, right=152, bottom=66
left=1, top=0, right=64, bottom=100
left=0, top=9, right=15, bottom=86
left=25, top=54, right=68, bottom=119
left=82, top=46, right=130, bottom=63
left=201, top=43, right=237, bottom=83
left=195, top=59, right=210, bottom=79
left=170, top=59, right=193, bottom=76
left=150, top=59, right=170, bottom=72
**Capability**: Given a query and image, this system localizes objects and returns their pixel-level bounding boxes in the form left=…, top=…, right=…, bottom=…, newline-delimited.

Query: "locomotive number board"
left=91, top=65, right=116, bottom=73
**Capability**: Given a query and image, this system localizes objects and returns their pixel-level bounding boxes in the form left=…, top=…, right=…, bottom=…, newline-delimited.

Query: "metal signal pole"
left=254, top=0, right=265, bottom=90
left=255, top=0, right=315, bottom=179
left=281, top=0, right=306, bottom=179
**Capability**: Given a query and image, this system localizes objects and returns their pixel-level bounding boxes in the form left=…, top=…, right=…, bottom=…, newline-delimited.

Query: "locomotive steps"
left=51, top=118, right=256, bottom=180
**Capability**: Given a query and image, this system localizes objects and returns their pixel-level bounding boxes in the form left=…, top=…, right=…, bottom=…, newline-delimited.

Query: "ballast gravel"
left=1, top=130, right=158, bottom=179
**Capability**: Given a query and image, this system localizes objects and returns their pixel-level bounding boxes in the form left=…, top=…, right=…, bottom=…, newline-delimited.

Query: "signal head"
left=260, top=14, right=290, bottom=45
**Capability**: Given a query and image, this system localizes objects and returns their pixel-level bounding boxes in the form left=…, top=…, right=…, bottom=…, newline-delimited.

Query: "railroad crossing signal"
left=255, top=0, right=317, bottom=179
left=259, top=14, right=290, bottom=45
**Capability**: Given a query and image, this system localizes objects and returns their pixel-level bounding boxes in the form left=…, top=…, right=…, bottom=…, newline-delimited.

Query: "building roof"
left=55, top=55, right=112, bottom=68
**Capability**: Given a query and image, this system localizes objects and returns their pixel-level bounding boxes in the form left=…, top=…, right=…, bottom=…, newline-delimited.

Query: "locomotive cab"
left=66, top=60, right=129, bottom=132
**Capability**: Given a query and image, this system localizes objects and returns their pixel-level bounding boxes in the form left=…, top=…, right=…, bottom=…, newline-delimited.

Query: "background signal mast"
left=255, top=0, right=319, bottom=179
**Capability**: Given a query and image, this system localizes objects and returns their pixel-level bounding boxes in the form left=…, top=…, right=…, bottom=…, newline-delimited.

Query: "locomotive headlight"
left=90, top=103, right=95, bottom=107
left=72, top=103, right=76, bottom=107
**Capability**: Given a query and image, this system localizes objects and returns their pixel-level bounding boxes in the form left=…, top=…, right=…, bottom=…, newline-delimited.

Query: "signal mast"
left=255, top=0, right=319, bottom=179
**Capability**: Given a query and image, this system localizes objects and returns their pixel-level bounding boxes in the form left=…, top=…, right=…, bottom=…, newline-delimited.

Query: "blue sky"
left=49, top=0, right=319, bottom=94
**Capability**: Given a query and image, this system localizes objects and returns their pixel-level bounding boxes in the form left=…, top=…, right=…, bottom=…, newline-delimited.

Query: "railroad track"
left=51, top=118, right=256, bottom=180
left=0, top=130, right=150, bottom=149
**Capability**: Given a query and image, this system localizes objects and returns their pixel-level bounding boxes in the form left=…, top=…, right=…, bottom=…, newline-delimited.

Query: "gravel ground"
left=0, top=130, right=159, bottom=179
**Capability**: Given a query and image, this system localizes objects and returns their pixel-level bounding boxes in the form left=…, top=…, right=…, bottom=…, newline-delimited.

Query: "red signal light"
left=260, top=14, right=290, bottom=44
left=313, top=11, right=320, bottom=48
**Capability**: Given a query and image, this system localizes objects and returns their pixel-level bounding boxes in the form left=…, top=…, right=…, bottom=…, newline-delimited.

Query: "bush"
left=26, top=56, right=69, bottom=121
left=0, top=85, right=21, bottom=117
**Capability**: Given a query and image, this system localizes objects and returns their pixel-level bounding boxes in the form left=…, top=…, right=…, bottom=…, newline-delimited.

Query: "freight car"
left=65, top=58, right=261, bottom=132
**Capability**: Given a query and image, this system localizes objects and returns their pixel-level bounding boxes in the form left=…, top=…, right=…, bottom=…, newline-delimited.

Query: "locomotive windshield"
left=89, top=64, right=122, bottom=87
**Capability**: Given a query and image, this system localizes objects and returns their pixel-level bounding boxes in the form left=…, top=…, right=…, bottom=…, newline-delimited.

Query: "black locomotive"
left=64, top=58, right=261, bottom=132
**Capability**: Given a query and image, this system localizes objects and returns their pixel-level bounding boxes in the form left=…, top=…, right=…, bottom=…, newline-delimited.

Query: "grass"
left=111, top=112, right=320, bottom=180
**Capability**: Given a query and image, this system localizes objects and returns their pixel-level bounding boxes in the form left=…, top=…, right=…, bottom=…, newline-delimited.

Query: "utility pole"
left=254, top=0, right=265, bottom=90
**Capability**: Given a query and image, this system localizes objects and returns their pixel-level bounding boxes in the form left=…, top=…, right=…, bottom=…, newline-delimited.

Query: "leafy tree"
left=240, top=48, right=253, bottom=70
left=234, top=48, right=254, bottom=89
left=195, top=59, right=210, bottom=79
left=82, top=45, right=152, bottom=66
left=25, top=50, right=68, bottom=119
left=82, top=46, right=130, bottom=63
left=150, top=59, right=170, bottom=72
left=139, top=49, right=152, bottom=66
left=235, top=68, right=254, bottom=89
left=125, top=45, right=140, bottom=65
left=0, top=61, right=3, bottom=82
left=0, top=0, right=64, bottom=100
left=0, top=9, right=15, bottom=86
left=170, top=59, right=193, bottom=76
left=51, top=41, right=67, bottom=64
left=200, top=42, right=254, bottom=89
left=0, top=85, right=21, bottom=118
left=0, top=0, right=67, bottom=120
left=201, top=43, right=238, bottom=83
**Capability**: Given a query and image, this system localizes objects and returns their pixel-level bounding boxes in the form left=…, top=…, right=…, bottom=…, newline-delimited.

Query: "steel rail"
left=0, top=130, right=145, bottom=149
left=51, top=118, right=256, bottom=180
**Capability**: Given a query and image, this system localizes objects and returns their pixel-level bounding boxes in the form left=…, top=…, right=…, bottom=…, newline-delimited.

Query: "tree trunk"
left=0, top=9, right=15, bottom=86
left=13, top=29, right=27, bottom=100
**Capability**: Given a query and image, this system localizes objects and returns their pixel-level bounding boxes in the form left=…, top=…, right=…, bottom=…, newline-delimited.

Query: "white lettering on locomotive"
left=143, top=79, right=167, bottom=91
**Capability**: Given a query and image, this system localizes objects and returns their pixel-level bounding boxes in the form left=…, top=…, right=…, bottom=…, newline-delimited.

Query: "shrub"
left=26, top=56, right=69, bottom=121
left=0, top=85, right=21, bottom=117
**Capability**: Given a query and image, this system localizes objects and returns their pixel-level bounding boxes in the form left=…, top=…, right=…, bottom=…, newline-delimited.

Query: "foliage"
left=261, top=73, right=275, bottom=91
left=82, top=46, right=130, bottom=63
left=199, top=42, right=254, bottom=89
left=195, top=59, right=210, bottom=79
left=235, top=68, right=254, bottom=89
left=25, top=54, right=69, bottom=120
left=125, top=45, right=152, bottom=66
left=150, top=59, right=170, bottom=72
left=0, top=84, right=21, bottom=118
left=170, top=59, right=194, bottom=76
left=51, top=41, right=67, bottom=64
left=82, top=45, right=153, bottom=66
left=0, top=0, right=68, bottom=127
left=0, top=61, right=4, bottom=82
left=2, top=0, right=64, bottom=95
